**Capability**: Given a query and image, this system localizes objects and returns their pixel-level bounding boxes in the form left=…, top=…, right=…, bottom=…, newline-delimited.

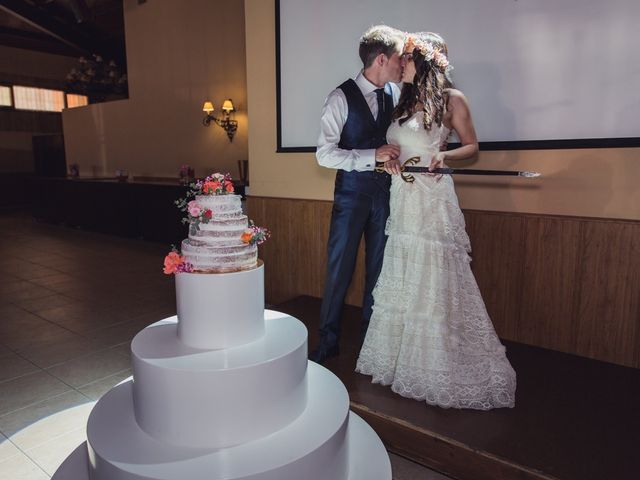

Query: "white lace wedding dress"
left=355, top=112, right=516, bottom=410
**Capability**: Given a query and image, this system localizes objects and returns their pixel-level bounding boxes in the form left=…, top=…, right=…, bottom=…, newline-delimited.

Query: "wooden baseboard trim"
left=351, top=402, right=560, bottom=480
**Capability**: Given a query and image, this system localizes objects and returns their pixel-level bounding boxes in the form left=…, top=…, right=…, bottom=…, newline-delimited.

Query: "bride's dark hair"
left=393, top=32, right=453, bottom=131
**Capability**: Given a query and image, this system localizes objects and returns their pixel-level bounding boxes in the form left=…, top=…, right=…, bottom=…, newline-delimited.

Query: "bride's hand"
left=384, top=158, right=402, bottom=175
left=428, top=152, right=446, bottom=181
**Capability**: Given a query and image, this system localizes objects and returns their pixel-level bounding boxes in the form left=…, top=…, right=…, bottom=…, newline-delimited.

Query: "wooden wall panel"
left=463, top=212, right=526, bottom=340
left=247, top=197, right=365, bottom=306
left=519, top=216, right=583, bottom=353
left=247, top=196, right=640, bottom=368
left=574, top=221, right=640, bottom=365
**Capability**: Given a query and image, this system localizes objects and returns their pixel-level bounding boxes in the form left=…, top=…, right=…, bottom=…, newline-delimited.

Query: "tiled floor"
left=0, top=213, right=449, bottom=479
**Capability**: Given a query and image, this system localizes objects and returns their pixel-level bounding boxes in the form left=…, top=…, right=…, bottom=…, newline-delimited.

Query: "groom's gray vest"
left=336, top=79, right=392, bottom=193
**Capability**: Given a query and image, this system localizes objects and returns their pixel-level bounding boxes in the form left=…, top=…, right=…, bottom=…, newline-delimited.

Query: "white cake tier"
left=181, top=238, right=257, bottom=272
left=54, top=412, right=390, bottom=480
left=188, top=214, right=249, bottom=244
left=81, top=362, right=393, bottom=480
left=195, top=193, right=242, bottom=213
left=131, top=311, right=308, bottom=449
left=175, top=264, right=263, bottom=349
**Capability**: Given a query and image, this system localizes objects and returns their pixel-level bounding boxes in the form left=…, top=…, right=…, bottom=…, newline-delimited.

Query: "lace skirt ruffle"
left=356, top=177, right=516, bottom=410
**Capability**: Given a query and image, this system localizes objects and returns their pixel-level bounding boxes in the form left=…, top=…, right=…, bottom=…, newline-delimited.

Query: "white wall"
left=62, top=0, right=248, bottom=179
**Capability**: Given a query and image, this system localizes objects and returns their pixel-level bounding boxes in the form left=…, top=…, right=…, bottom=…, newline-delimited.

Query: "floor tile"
left=13, top=265, right=62, bottom=282
left=14, top=294, right=76, bottom=315
left=109, top=343, right=131, bottom=359
left=46, top=349, right=131, bottom=389
left=35, top=307, right=129, bottom=336
left=16, top=331, right=105, bottom=369
left=4, top=399, right=93, bottom=452
left=0, top=315, right=72, bottom=352
left=0, top=390, right=91, bottom=447
left=6, top=285, right=58, bottom=304
left=28, top=273, right=75, bottom=289
left=0, top=280, right=33, bottom=295
left=0, top=304, right=39, bottom=323
left=0, top=351, right=39, bottom=383
left=86, top=317, right=155, bottom=348
left=77, top=369, right=132, bottom=401
left=0, top=448, right=49, bottom=480
left=0, top=273, right=20, bottom=285
left=26, top=426, right=87, bottom=476
left=0, top=432, right=20, bottom=463
left=23, top=256, right=71, bottom=270
left=0, top=371, right=71, bottom=416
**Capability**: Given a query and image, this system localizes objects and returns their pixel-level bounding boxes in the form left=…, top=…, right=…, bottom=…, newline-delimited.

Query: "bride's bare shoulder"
left=444, top=88, right=468, bottom=103
left=444, top=88, right=471, bottom=113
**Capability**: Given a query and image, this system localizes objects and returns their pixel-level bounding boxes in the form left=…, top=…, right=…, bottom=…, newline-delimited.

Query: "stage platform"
left=275, top=296, right=639, bottom=480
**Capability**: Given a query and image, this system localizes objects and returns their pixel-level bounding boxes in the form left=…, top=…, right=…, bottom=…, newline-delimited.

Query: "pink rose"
left=188, top=200, right=202, bottom=217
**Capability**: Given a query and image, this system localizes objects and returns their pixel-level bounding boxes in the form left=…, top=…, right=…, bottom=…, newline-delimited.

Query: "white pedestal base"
left=132, top=311, right=307, bottom=448
left=53, top=406, right=390, bottom=480
left=176, top=264, right=264, bottom=349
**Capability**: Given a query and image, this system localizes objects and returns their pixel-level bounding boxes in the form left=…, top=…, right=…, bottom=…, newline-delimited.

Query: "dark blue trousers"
left=318, top=170, right=391, bottom=349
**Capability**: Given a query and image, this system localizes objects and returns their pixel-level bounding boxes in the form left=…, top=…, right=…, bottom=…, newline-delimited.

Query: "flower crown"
left=405, top=36, right=449, bottom=70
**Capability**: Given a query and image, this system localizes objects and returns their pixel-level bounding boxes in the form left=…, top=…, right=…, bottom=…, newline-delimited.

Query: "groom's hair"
left=359, top=25, right=405, bottom=68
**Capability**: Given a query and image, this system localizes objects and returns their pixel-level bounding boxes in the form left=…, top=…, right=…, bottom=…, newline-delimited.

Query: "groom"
left=310, top=25, right=406, bottom=364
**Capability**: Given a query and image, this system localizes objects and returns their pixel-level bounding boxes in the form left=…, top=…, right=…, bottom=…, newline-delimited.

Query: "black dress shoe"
left=308, top=344, right=340, bottom=364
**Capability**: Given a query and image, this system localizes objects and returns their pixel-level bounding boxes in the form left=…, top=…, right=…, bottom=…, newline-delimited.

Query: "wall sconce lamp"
left=202, top=99, right=238, bottom=142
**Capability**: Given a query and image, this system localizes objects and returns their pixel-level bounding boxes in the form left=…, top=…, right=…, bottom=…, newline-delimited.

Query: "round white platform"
left=53, top=411, right=390, bottom=480
left=175, top=264, right=264, bottom=349
left=131, top=311, right=308, bottom=448
left=87, top=362, right=358, bottom=480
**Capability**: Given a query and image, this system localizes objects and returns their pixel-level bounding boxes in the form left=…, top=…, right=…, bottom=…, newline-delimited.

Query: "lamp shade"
left=221, top=99, right=235, bottom=113
left=202, top=101, right=214, bottom=113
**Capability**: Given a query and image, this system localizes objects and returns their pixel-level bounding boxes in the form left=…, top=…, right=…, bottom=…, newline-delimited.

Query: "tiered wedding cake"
left=52, top=174, right=391, bottom=480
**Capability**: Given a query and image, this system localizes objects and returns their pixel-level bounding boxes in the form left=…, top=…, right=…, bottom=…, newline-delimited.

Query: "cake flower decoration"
left=187, top=200, right=202, bottom=217
left=175, top=172, right=234, bottom=232
left=163, top=250, right=194, bottom=275
left=241, top=221, right=271, bottom=246
left=185, top=200, right=213, bottom=234
left=197, top=173, right=234, bottom=195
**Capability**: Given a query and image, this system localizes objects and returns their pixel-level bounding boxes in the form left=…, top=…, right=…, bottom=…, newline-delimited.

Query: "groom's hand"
left=375, top=144, right=400, bottom=163
left=383, top=159, right=402, bottom=175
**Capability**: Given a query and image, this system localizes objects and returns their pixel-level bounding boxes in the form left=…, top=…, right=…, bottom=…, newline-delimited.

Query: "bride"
left=355, top=32, right=516, bottom=410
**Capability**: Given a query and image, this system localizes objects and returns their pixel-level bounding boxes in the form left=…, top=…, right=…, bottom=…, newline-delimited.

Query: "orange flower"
left=202, top=181, right=221, bottom=194
left=240, top=229, right=253, bottom=244
left=163, top=251, right=183, bottom=274
left=224, top=181, right=234, bottom=193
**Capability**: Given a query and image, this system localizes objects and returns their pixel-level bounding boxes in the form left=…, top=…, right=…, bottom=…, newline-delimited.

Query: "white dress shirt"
left=316, top=72, right=401, bottom=172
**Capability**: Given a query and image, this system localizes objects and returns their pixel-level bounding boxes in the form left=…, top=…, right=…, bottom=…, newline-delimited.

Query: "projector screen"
left=276, top=0, right=640, bottom=151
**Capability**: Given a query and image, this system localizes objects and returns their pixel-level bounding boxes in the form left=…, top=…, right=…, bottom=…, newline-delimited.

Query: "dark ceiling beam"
left=0, top=0, right=120, bottom=60
left=0, top=25, right=80, bottom=56
left=0, top=0, right=86, bottom=50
